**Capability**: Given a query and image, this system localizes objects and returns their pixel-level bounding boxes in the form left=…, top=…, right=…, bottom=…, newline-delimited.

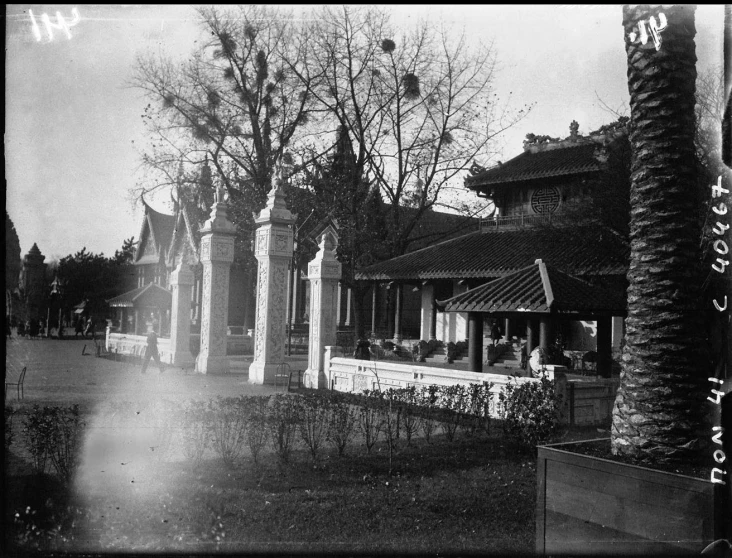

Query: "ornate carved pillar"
left=305, top=231, right=342, bottom=389
left=195, top=195, right=236, bottom=374
left=169, top=262, right=195, bottom=367
left=248, top=176, right=295, bottom=385
left=393, top=283, right=403, bottom=343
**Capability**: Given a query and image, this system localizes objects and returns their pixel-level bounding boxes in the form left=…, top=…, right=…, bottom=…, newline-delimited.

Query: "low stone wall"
left=106, top=331, right=252, bottom=363
left=106, top=333, right=173, bottom=363
left=323, top=347, right=616, bottom=425
left=323, top=346, right=567, bottom=419
left=567, top=378, right=620, bottom=426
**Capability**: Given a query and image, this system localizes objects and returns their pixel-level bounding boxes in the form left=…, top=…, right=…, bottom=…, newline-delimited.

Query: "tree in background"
left=133, top=5, right=322, bottom=290
left=55, top=238, right=137, bottom=323
left=5, top=212, right=22, bottom=324
left=611, top=5, right=708, bottom=465
left=294, top=5, right=527, bottom=259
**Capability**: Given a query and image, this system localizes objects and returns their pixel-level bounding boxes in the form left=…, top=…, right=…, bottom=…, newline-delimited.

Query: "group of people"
left=6, top=316, right=46, bottom=339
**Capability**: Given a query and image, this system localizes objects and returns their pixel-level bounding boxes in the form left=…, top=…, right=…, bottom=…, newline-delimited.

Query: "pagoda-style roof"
left=437, top=259, right=626, bottom=316
left=355, top=225, right=628, bottom=281
left=106, top=282, right=172, bottom=308
left=134, top=200, right=176, bottom=266
left=465, top=142, right=601, bottom=191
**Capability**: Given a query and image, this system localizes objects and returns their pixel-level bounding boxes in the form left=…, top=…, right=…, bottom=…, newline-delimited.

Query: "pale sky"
left=5, top=4, right=726, bottom=262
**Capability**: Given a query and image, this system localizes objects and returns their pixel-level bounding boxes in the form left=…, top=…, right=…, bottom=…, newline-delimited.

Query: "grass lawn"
left=4, top=338, right=606, bottom=554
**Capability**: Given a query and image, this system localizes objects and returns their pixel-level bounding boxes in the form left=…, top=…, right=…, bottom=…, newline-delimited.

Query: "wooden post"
left=468, top=312, right=483, bottom=372
left=596, top=316, right=612, bottom=378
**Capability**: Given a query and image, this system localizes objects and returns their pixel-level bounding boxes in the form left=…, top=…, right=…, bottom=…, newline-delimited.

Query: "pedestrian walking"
left=141, top=327, right=165, bottom=374
left=75, top=317, right=84, bottom=338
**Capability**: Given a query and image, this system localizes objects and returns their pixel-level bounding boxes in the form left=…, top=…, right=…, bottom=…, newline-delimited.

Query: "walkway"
left=4, top=336, right=307, bottom=409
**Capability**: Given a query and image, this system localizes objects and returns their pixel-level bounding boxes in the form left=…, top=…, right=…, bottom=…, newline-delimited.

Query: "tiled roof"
left=403, top=206, right=481, bottom=251
left=465, top=142, right=600, bottom=189
left=106, top=282, right=172, bottom=308
left=355, top=225, right=628, bottom=281
left=437, top=260, right=626, bottom=315
left=147, top=205, right=176, bottom=252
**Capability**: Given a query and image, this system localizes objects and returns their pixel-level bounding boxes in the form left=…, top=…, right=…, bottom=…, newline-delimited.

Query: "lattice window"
left=531, top=186, right=561, bottom=214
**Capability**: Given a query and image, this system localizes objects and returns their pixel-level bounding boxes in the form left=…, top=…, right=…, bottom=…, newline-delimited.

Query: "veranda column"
left=596, top=316, right=612, bottom=378
left=539, top=316, right=552, bottom=350
left=195, top=193, right=236, bottom=375
left=248, top=176, right=295, bottom=385
left=371, top=284, right=378, bottom=335
left=526, top=318, right=538, bottom=354
left=169, top=262, right=195, bottom=367
left=467, top=312, right=483, bottom=372
left=393, top=283, right=403, bottom=343
left=304, top=232, right=342, bottom=389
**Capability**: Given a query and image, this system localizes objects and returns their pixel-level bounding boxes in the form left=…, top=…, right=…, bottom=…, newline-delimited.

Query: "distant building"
left=356, top=122, right=631, bottom=374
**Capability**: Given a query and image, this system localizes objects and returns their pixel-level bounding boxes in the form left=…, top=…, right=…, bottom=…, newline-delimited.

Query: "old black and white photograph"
left=4, top=4, right=732, bottom=555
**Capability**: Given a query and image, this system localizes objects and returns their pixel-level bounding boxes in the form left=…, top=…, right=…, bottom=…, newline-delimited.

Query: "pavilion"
left=436, top=259, right=626, bottom=376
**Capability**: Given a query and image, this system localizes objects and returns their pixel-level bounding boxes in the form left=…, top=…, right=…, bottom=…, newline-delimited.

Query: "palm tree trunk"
left=611, top=5, right=708, bottom=465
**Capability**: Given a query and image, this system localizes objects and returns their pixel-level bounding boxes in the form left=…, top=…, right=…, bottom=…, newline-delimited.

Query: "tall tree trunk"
left=611, top=5, right=708, bottom=465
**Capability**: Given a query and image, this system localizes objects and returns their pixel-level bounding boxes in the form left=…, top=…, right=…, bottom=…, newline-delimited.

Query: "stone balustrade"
left=106, top=330, right=251, bottom=363
left=323, top=346, right=568, bottom=419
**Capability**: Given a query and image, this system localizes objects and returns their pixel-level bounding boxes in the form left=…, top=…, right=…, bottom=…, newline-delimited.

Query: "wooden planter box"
left=536, top=439, right=724, bottom=555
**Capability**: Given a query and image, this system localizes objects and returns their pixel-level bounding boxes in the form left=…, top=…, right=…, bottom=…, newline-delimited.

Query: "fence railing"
left=323, top=346, right=567, bottom=419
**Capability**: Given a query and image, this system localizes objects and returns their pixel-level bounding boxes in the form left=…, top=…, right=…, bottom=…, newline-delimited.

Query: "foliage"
left=209, top=397, right=249, bottom=467
left=297, top=392, right=331, bottom=462
left=325, top=394, right=358, bottom=457
left=267, top=394, right=301, bottom=462
left=242, top=395, right=270, bottom=465
left=357, top=395, right=384, bottom=453
left=22, top=405, right=85, bottom=483
left=498, top=376, right=563, bottom=451
left=181, top=400, right=212, bottom=466
left=55, top=241, right=137, bottom=319
left=5, top=405, right=15, bottom=453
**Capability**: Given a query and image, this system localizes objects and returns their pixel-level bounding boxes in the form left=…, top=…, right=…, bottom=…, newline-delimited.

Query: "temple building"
left=107, top=159, right=249, bottom=337
left=355, top=122, right=630, bottom=376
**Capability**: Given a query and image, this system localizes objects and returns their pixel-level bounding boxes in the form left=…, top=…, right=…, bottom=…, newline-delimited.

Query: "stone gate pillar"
left=248, top=175, right=295, bottom=385
left=305, top=231, right=342, bottom=389
left=195, top=193, right=236, bottom=375
left=169, top=262, right=195, bottom=367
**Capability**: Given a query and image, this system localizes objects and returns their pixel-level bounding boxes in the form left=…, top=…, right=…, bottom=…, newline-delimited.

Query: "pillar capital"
left=201, top=201, right=237, bottom=236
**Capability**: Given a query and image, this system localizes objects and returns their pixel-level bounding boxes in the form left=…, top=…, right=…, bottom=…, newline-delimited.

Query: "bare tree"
left=294, top=5, right=529, bottom=258
left=131, top=5, right=319, bottom=205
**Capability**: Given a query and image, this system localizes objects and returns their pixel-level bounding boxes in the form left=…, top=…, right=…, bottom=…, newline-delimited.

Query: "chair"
left=5, top=366, right=27, bottom=400
left=275, top=362, right=292, bottom=392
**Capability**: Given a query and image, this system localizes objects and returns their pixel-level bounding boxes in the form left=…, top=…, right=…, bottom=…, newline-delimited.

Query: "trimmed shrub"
left=181, top=400, right=211, bottom=466
left=243, top=395, right=269, bottom=465
left=5, top=405, right=15, bottom=453
left=498, top=375, right=563, bottom=451
left=209, top=397, right=249, bottom=467
left=357, top=395, right=384, bottom=453
left=267, top=394, right=301, bottom=462
left=325, top=395, right=357, bottom=457
left=298, top=392, right=330, bottom=462
left=22, top=405, right=85, bottom=483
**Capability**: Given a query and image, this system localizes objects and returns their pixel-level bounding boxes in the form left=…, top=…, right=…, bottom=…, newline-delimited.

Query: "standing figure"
left=28, top=319, right=38, bottom=339
left=141, top=327, right=165, bottom=374
left=85, top=318, right=95, bottom=340
left=490, top=320, right=502, bottom=346
left=75, top=317, right=84, bottom=338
